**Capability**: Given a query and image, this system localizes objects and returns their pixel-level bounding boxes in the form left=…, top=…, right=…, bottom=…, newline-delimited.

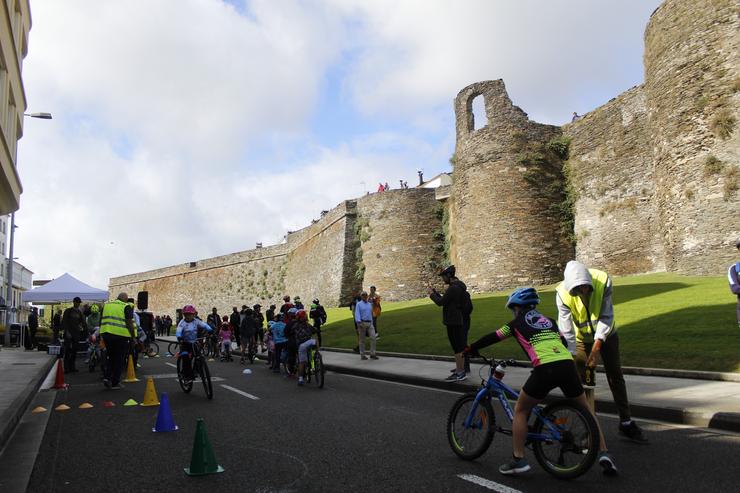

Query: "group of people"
left=174, top=295, right=328, bottom=387
left=429, top=261, right=649, bottom=478
left=349, top=286, right=382, bottom=360
left=153, top=314, right=174, bottom=336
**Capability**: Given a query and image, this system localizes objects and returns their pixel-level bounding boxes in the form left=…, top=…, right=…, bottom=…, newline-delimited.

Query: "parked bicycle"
left=176, top=337, right=213, bottom=399
left=446, top=354, right=599, bottom=480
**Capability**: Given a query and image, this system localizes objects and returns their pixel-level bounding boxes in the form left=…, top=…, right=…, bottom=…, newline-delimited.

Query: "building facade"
left=0, top=0, right=31, bottom=215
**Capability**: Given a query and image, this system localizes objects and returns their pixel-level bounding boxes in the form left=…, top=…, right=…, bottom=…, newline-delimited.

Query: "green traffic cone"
left=184, top=418, right=224, bottom=476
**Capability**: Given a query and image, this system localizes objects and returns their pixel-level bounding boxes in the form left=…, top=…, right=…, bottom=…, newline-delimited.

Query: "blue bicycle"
left=447, top=354, right=600, bottom=480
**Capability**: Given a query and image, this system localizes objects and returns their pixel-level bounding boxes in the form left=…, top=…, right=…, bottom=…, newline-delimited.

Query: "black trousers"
left=63, top=338, right=78, bottom=372
left=102, top=333, right=129, bottom=386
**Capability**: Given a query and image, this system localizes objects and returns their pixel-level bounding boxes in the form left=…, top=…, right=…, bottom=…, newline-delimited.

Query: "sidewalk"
left=0, top=348, right=55, bottom=452
left=155, top=336, right=740, bottom=432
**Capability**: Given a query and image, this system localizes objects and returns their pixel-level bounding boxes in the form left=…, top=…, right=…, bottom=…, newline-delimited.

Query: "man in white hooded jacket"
left=556, top=260, right=647, bottom=443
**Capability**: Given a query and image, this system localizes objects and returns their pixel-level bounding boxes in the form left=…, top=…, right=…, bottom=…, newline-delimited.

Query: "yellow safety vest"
left=556, top=268, right=612, bottom=343
left=100, top=299, right=131, bottom=338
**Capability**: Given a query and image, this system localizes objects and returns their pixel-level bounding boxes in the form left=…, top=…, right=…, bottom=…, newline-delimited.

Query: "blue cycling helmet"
left=506, top=287, right=540, bottom=309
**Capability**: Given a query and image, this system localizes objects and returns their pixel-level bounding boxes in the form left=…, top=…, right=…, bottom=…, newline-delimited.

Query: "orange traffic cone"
left=140, top=377, right=160, bottom=406
left=52, top=360, right=68, bottom=389
left=123, top=354, right=140, bottom=383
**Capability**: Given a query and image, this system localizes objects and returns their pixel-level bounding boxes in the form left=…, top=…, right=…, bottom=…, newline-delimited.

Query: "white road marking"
left=457, top=474, right=523, bottom=493
left=221, top=384, right=260, bottom=400
left=165, top=362, right=177, bottom=368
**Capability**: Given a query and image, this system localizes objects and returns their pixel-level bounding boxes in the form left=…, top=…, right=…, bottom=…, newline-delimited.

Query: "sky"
left=14, top=0, right=663, bottom=289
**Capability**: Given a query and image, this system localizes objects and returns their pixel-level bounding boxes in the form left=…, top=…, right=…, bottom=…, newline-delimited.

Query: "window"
left=471, top=94, right=488, bottom=131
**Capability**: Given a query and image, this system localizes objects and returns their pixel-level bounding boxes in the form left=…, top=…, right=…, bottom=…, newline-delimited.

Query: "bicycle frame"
left=465, top=368, right=564, bottom=444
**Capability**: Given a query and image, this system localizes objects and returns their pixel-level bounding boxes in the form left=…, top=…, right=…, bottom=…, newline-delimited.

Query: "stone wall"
left=644, top=0, right=740, bottom=274
left=356, top=189, right=444, bottom=301
left=109, top=192, right=444, bottom=313
left=449, top=80, right=573, bottom=292
left=108, top=244, right=290, bottom=317
left=282, top=201, right=356, bottom=307
left=563, top=86, right=665, bottom=274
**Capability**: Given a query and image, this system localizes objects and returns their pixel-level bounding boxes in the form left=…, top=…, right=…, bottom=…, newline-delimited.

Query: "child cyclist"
left=219, top=315, right=234, bottom=362
left=465, top=287, right=616, bottom=477
left=294, top=309, right=317, bottom=386
left=175, top=304, right=213, bottom=383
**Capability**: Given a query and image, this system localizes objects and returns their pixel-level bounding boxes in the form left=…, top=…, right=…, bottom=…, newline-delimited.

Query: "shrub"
left=723, top=167, right=738, bottom=200
left=710, top=109, right=736, bottom=139
left=703, top=155, right=724, bottom=176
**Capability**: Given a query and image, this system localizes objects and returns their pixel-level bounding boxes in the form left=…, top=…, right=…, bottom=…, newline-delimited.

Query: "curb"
left=323, top=347, right=740, bottom=383
left=0, top=355, right=56, bottom=453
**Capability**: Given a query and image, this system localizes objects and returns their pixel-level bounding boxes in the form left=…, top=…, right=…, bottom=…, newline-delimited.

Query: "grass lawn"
left=320, top=273, right=740, bottom=373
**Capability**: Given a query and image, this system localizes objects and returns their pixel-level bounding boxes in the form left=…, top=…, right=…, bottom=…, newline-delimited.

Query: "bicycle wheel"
left=146, top=341, right=159, bottom=357
left=198, top=357, right=214, bottom=400
left=532, top=400, right=600, bottom=480
left=176, top=357, right=193, bottom=393
left=314, top=351, right=325, bottom=389
left=447, top=393, right=495, bottom=460
left=167, top=341, right=178, bottom=356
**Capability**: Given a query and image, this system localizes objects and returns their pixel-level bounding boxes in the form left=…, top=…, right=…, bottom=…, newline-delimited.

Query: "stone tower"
left=644, top=0, right=739, bottom=274
left=449, top=80, right=574, bottom=292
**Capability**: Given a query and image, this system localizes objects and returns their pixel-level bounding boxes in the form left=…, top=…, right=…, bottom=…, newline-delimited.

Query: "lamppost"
left=2, top=111, right=53, bottom=348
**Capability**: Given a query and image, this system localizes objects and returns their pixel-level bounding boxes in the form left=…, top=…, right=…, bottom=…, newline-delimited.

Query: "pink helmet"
left=182, top=305, right=196, bottom=315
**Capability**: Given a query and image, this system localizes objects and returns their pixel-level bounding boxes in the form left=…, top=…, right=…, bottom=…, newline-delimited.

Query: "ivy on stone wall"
left=353, top=215, right=371, bottom=281
left=518, top=135, right=577, bottom=246
left=431, top=203, right=451, bottom=269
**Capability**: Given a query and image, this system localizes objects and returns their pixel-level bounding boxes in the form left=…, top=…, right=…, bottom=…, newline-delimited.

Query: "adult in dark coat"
left=61, top=297, right=88, bottom=372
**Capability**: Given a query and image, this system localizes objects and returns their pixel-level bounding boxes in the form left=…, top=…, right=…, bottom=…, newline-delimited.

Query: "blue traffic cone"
left=152, top=393, right=178, bottom=432
left=184, top=418, right=224, bottom=476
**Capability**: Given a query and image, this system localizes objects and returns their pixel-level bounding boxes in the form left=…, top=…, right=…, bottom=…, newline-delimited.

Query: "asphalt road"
left=19, top=353, right=740, bottom=492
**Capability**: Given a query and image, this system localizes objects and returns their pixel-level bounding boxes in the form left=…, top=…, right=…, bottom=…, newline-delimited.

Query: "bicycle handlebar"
left=475, top=353, right=530, bottom=369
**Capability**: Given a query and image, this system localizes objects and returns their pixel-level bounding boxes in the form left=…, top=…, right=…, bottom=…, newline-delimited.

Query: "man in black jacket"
left=229, top=307, right=241, bottom=347
left=61, top=297, right=88, bottom=372
left=429, top=265, right=469, bottom=382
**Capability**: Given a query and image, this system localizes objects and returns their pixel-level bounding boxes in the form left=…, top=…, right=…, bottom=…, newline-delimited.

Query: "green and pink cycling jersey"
left=470, top=309, right=572, bottom=367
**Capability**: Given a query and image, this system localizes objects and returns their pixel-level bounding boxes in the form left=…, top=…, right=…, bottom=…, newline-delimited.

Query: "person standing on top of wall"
left=369, top=286, right=382, bottom=340
left=428, top=265, right=469, bottom=382
left=556, top=260, right=648, bottom=443
left=729, top=238, right=740, bottom=328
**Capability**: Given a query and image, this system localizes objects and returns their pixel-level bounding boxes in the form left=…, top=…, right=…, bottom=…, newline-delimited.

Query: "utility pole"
left=3, top=212, right=15, bottom=347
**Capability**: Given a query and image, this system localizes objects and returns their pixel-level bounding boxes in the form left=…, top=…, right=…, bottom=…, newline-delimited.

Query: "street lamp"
left=23, top=112, right=52, bottom=119
left=2, top=111, right=53, bottom=348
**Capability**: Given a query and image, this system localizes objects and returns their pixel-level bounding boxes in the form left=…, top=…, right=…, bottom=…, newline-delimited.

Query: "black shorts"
left=446, top=325, right=466, bottom=354
left=522, top=359, right=584, bottom=400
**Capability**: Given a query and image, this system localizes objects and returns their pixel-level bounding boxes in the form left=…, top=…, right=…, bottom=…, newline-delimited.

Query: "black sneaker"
left=103, top=378, right=111, bottom=389
left=598, top=452, right=618, bottom=476
left=499, top=456, right=530, bottom=475
left=619, top=421, right=648, bottom=444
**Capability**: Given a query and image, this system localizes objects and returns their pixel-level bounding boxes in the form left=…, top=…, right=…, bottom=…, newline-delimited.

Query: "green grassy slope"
left=320, top=273, right=740, bottom=372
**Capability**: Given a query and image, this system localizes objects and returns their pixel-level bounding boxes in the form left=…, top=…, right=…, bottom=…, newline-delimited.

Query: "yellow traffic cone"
left=79, top=402, right=94, bottom=409
left=140, top=377, right=160, bottom=406
left=31, top=406, right=47, bottom=414
left=123, top=354, right=140, bottom=383
left=55, top=404, right=70, bottom=411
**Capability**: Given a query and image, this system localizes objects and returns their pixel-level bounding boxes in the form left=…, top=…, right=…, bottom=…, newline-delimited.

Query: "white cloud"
left=14, top=0, right=661, bottom=289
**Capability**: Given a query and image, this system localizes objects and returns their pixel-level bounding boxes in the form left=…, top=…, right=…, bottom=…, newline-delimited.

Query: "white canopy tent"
left=22, top=273, right=109, bottom=304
